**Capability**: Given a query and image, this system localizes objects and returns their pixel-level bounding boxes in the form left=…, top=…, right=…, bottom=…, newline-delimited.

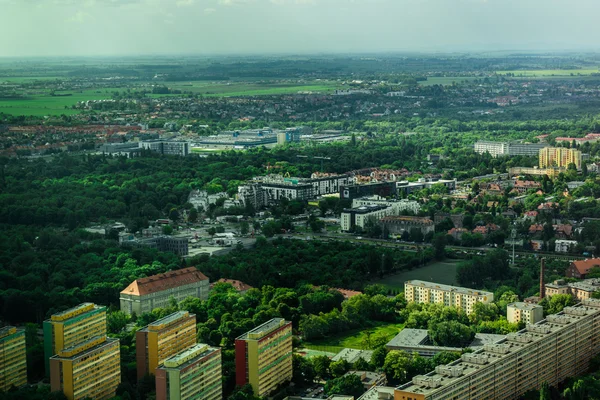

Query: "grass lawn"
left=303, top=322, right=404, bottom=353
left=156, top=80, right=340, bottom=97
left=496, top=68, right=600, bottom=77
left=0, top=88, right=121, bottom=116
left=370, top=259, right=460, bottom=291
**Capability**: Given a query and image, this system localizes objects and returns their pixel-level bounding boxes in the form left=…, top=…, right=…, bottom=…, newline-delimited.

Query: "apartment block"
left=474, top=141, right=546, bottom=158
left=0, top=327, right=27, bottom=392
left=539, top=147, right=582, bottom=170
left=546, top=278, right=600, bottom=301
left=507, top=302, right=544, bottom=324
left=50, top=337, right=121, bottom=400
left=340, top=204, right=391, bottom=232
left=43, top=303, right=107, bottom=375
left=156, top=344, right=222, bottom=400
left=235, top=318, right=293, bottom=397
left=136, top=311, right=196, bottom=379
left=120, top=267, right=209, bottom=315
left=404, top=280, right=493, bottom=315
left=395, top=299, right=600, bottom=400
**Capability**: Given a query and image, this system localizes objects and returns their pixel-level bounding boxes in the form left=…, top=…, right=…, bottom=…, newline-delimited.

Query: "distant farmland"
left=370, top=260, right=460, bottom=291
left=496, top=68, right=600, bottom=77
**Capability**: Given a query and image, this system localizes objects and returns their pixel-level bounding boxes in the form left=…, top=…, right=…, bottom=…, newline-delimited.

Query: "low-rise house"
left=344, top=371, right=387, bottom=390
left=554, top=224, right=573, bottom=239
left=523, top=210, right=538, bottom=220
left=332, top=349, right=374, bottom=364
left=567, top=258, right=600, bottom=279
left=555, top=239, right=578, bottom=253
left=213, top=279, right=254, bottom=294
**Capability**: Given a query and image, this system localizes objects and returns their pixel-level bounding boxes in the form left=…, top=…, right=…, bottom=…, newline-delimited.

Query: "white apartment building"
left=340, top=205, right=392, bottom=232
left=507, top=302, right=544, bottom=324
left=404, top=280, right=493, bottom=315
left=555, top=239, right=578, bottom=253
left=351, top=196, right=420, bottom=215
left=474, top=141, right=509, bottom=158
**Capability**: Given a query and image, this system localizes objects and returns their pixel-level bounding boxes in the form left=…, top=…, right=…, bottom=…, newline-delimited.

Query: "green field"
left=0, top=88, right=121, bottom=116
left=496, top=69, right=600, bottom=77
left=419, top=77, right=479, bottom=86
left=303, top=322, right=404, bottom=353
left=370, top=260, right=460, bottom=290
left=161, top=81, right=340, bottom=97
left=0, top=76, right=65, bottom=83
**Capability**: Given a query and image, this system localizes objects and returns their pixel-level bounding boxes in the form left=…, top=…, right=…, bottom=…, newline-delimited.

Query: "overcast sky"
left=0, top=0, right=598, bottom=57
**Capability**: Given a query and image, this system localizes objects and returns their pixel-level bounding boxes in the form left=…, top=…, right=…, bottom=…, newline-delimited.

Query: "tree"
left=312, top=355, right=331, bottom=380
left=324, top=374, right=365, bottom=398
left=428, top=321, right=475, bottom=348
left=207, top=227, right=217, bottom=236
left=539, top=382, right=551, bottom=400
left=188, top=208, right=198, bottom=223
left=432, top=233, right=447, bottom=260
left=240, top=221, right=250, bottom=235
left=162, top=225, right=173, bottom=235
left=107, top=311, right=129, bottom=334
left=330, top=359, right=351, bottom=377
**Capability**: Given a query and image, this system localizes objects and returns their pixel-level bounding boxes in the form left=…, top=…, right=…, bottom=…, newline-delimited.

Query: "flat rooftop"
left=237, top=318, right=288, bottom=341
left=144, top=311, right=192, bottom=331
left=386, top=329, right=505, bottom=352
left=357, top=386, right=395, bottom=400
left=160, top=343, right=219, bottom=369
left=507, top=302, right=543, bottom=311
left=405, top=280, right=493, bottom=298
left=396, top=299, right=600, bottom=397
left=332, top=348, right=374, bottom=364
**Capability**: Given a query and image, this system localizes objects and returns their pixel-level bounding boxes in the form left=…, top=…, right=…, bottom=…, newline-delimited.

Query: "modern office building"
left=155, top=343, right=222, bottom=400
left=404, top=280, right=493, bottom=315
left=43, top=303, right=107, bottom=375
left=340, top=205, right=392, bottom=232
left=120, top=267, right=209, bottom=315
left=49, top=337, right=121, bottom=400
left=539, top=147, right=582, bottom=170
left=235, top=318, right=293, bottom=397
left=136, top=311, right=197, bottom=379
left=351, top=196, right=421, bottom=215
left=395, top=299, right=600, bottom=400
left=0, top=327, right=27, bottom=392
left=140, top=140, right=190, bottom=156
left=506, top=302, right=544, bottom=324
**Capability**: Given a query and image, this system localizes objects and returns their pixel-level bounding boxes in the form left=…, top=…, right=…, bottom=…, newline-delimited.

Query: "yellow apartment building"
left=404, top=280, right=494, bottom=315
left=0, top=326, right=27, bottom=392
left=539, top=147, right=582, bottom=170
left=136, top=311, right=196, bottom=379
left=155, top=343, right=222, bottom=400
left=235, top=318, right=293, bottom=397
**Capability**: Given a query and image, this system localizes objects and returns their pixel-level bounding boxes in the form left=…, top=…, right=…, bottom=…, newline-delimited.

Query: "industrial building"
left=0, top=327, right=27, bottom=392
left=235, top=318, right=293, bottom=397
left=404, top=280, right=493, bottom=315
left=395, top=299, right=600, bottom=400
left=120, top=267, right=209, bottom=315
left=136, top=311, right=197, bottom=379
left=156, top=344, right=222, bottom=400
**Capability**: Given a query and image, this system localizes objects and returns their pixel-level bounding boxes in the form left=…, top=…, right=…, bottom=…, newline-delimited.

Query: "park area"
left=370, top=259, right=460, bottom=292
left=303, top=322, right=404, bottom=354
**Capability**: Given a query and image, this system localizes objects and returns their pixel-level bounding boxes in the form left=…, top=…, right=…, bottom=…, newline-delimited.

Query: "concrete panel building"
left=50, top=337, right=121, bottom=400
left=235, top=318, right=293, bottom=397
left=136, top=311, right=197, bottom=379
left=404, top=280, right=493, bottom=315
left=539, top=147, right=582, bottom=170
left=507, top=302, right=544, bottom=324
left=395, top=299, right=600, bottom=400
left=0, top=327, right=27, bottom=392
left=120, top=267, right=209, bottom=315
left=43, top=303, right=107, bottom=376
left=156, top=344, right=222, bottom=400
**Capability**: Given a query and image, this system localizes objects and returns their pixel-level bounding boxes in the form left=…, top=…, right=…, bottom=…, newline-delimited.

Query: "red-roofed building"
left=554, top=224, right=573, bottom=239
left=524, top=211, right=539, bottom=220
left=567, top=259, right=600, bottom=279
left=513, top=180, right=542, bottom=194
left=120, top=267, right=209, bottom=315
left=448, top=228, right=469, bottom=241
left=334, top=288, right=363, bottom=299
left=529, top=224, right=544, bottom=235
left=213, top=279, right=254, bottom=295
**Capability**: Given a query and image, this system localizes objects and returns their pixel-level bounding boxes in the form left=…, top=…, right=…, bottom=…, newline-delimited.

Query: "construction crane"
left=296, top=155, right=332, bottom=172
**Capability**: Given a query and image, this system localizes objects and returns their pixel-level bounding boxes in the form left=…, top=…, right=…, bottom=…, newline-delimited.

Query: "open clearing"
left=370, top=259, right=460, bottom=291
left=0, top=88, right=121, bottom=116
left=160, top=81, right=340, bottom=97
left=303, top=322, right=404, bottom=353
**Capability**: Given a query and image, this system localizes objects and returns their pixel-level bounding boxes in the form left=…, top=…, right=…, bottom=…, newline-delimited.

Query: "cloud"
left=218, top=0, right=254, bottom=5
left=204, top=7, right=216, bottom=14
left=176, top=0, right=194, bottom=6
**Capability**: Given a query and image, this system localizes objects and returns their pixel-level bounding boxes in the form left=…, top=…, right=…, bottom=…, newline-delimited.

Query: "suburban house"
left=567, top=259, right=600, bottom=279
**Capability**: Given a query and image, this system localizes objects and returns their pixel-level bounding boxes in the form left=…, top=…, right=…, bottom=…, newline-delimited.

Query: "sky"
left=0, top=0, right=599, bottom=57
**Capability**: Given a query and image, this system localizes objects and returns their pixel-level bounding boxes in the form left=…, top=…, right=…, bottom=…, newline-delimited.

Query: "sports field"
left=303, top=322, right=404, bottom=353
left=370, top=260, right=460, bottom=291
